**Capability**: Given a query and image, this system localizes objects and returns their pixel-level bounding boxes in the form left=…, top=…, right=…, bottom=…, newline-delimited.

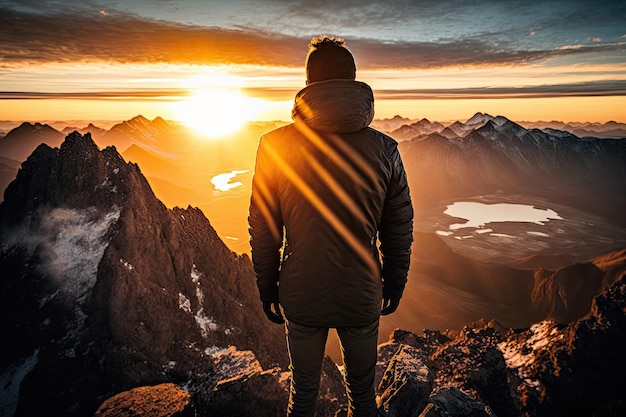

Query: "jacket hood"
left=291, top=79, right=374, bottom=133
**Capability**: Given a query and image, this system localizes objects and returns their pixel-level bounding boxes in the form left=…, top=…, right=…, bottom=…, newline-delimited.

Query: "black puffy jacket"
left=248, top=79, right=413, bottom=328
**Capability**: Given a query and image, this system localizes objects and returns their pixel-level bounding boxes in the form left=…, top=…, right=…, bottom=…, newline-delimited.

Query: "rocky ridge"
left=375, top=272, right=626, bottom=416
left=92, top=274, right=626, bottom=417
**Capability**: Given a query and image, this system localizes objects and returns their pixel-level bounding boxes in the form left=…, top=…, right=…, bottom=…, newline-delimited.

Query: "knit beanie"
left=305, top=39, right=356, bottom=83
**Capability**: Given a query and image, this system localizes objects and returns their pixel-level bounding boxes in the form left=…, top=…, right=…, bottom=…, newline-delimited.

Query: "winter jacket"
left=248, top=79, right=413, bottom=328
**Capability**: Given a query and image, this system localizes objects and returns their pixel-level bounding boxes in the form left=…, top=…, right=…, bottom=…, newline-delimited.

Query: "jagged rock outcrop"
left=177, top=346, right=344, bottom=417
left=513, top=274, right=626, bottom=416
left=429, top=325, right=518, bottom=416
left=377, top=345, right=432, bottom=417
left=419, top=387, right=495, bottom=417
left=0, top=132, right=290, bottom=417
left=188, top=346, right=287, bottom=417
left=375, top=274, right=626, bottom=416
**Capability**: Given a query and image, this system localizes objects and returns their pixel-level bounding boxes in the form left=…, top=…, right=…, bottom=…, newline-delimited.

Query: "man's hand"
left=262, top=301, right=285, bottom=324
left=380, top=297, right=400, bottom=316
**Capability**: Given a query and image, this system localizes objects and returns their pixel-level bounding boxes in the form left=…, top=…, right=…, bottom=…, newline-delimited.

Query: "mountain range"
left=370, top=114, right=626, bottom=139
left=397, top=112, right=625, bottom=225
left=2, top=112, right=625, bottom=338
left=1, top=112, right=625, bottom=415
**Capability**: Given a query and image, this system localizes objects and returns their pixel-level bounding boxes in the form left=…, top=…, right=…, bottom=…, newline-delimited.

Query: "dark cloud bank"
left=1, top=6, right=624, bottom=70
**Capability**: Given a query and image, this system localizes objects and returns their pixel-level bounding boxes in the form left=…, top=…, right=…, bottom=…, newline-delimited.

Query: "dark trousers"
left=285, top=319, right=379, bottom=417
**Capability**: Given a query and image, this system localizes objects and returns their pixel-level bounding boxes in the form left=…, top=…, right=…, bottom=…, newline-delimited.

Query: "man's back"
left=249, top=79, right=413, bottom=328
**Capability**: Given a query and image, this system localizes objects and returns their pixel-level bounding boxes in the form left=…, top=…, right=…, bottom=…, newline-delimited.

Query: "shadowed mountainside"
left=0, top=133, right=289, bottom=416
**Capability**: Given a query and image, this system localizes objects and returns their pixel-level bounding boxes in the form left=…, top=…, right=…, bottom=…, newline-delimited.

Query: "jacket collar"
left=291, top=79, right=374, bottom=133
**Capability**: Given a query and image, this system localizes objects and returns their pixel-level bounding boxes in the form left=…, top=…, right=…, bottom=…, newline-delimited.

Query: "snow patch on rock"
left=10, top=207, right=121, bottom=304
left=498, top=320, right=563, bottom=388
left=190, top=263, right=219, bottom=337
left=119, top=258, right=134, bottom=271
left=178, top=293, right=192, bottom=314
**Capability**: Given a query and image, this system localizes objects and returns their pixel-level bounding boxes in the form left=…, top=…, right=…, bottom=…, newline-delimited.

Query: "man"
left=248, top=36, right=413, bottom=417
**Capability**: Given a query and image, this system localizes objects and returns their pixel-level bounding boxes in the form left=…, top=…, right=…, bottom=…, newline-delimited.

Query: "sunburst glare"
left=172, top=71, right=263, bottom=138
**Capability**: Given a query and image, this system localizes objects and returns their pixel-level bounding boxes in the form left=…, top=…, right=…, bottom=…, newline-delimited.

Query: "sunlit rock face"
left=93, top=383, right=192, bottom=417
left=0, top=132, right=287, bottom=417
left=532, top=262, right=605, bottom=323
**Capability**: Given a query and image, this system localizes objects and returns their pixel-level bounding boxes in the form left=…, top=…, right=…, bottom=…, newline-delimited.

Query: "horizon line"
left=2, top=113, right=625, bottom=128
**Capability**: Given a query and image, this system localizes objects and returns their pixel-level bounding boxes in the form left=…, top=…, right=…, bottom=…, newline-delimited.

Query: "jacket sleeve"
left=378, top=143, right=413, bottom=300
left=248, top=136, right=284, bottom=303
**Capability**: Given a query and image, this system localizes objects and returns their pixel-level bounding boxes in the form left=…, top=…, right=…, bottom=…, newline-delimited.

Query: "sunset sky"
left=1, top=0, right=625, bottom=128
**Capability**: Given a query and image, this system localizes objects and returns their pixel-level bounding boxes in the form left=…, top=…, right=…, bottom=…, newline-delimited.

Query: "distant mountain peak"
left=150, top=116, right=171, bottom=129
left=493, top=115, right=511, bottom=126
left=130, top=114, right=150, bottom=123
left=17, top=121, right=52, bottom=131
left=465, top=112, right=494, bottom=125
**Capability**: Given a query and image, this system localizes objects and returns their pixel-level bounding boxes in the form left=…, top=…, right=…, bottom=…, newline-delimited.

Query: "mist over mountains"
left=1, top=113, right=625, bottom=416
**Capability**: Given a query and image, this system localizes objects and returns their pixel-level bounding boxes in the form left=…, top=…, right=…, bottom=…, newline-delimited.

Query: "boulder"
left=377, top=345, right=433, bottom=417
left=93, top=383, right=191, bottom=417
left=418, top=387, right=494, bottom=417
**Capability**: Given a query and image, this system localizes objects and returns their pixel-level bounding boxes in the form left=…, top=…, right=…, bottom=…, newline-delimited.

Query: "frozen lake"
left=420, top=195, right=626, bottom=264
left=442, top=201, right=562, bottom=231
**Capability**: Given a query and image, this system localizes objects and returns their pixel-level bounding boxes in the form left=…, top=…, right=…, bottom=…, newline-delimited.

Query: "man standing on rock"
left=248, top=36, right=413, bottom=417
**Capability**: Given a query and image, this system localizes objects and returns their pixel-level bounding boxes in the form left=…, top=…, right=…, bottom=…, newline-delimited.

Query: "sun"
left=172, top=72, right=261, bottom=138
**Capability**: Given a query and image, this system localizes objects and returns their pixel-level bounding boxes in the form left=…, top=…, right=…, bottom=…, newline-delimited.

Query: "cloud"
left=1, top=6, right=624, bottom=70
left=374, top=80, right=626, bottom=100
left=0, top=7, right=307, bottom=67
left=3, top=80, right=625, bottom=101
left=0, top=90, right=190, bottom=100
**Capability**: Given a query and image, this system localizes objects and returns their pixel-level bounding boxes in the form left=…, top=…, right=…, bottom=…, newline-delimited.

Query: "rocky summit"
left=375, top=273, right=626, bottom=416
left=1, top=131, right=624, bottom=417
left=0, top=132, right=289, bottom=416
